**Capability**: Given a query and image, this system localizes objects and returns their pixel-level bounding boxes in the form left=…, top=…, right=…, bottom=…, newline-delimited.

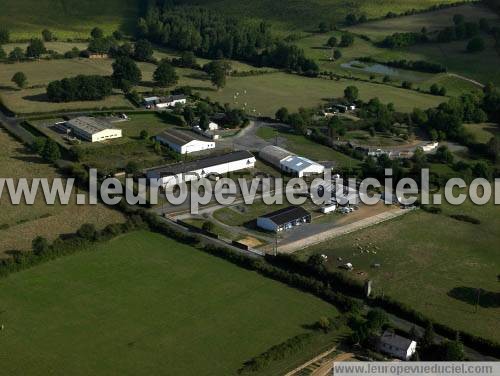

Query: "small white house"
left=155, top=129, right=215, bottom=154
left=379, top=331, right=417, bottom=361
left=208, top=122, right=218, bottom=131
left=146, top=150, right=256, bottom=189
left=421, top=141, right=439, bottom=153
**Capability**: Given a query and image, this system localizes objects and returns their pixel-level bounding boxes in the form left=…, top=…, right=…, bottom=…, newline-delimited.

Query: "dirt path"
left=447, top=73, right=484, bottom=88
left=313, top=352, right=355, bottom=376
left=284, top=346, right=337, bottom=376
left=278, top=207, right=413, bottom=254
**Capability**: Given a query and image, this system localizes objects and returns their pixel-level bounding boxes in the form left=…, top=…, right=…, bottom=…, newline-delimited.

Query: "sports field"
left=0, top=128, right=124, bottom=254
left=299, top=199, right=500, bottom=342
left=0, top=230, right=342, bottom=375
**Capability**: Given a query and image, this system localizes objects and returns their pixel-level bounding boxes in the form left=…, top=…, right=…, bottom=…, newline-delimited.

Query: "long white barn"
left=146, top=150, right=256, bottom=189
left=155, top=129, right=215, bottom=154
left=259, top=145, right=325, bottom=177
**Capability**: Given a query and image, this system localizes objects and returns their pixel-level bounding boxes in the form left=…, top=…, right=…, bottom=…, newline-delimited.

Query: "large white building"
left=259, top=145, right=325, bottom=177
left=146, top=150, right=256, bottom=189
left=378, top=331, right=417, bottom=361
left=155, top=129, right=215, bottom=154
left=65, top=116, right=122, bottom=143
left=280, top=155, right=325, bottom=177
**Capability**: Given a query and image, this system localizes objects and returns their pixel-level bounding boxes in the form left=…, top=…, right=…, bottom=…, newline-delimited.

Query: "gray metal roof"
left=66, top=116, right=117, bottom=135
left=259, top=206, right=311, bottom=226
left=259, top=145, right=294, bottom=167
left=146, top=150, right=255, bottom=176
left=156, top=129, right=205, bottom=147
left=380, top=331, right=414, bottom=350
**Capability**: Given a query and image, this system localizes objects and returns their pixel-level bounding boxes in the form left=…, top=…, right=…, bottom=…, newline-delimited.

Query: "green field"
left=463, top=122, right=500, bottom=143
left=256, top=125, right=362, bottom=167
left=346, top=4, right=499, bottom=42
left=0, top=230, right=343, bottom=375
left=339, top=3, right=500, bottom=86
left=178, top=0, right=459, bottom=31
left=0, top=127, right=124, bottom=254
left=0, top=0, right=141, bottom=39
left=299, top=199, right=500, bottom=342
left=0, top=53, right=445, bottom=115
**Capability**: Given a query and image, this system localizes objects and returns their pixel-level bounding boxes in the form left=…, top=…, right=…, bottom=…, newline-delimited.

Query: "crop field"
left=299, top=199, right=500, bottom=342
left=346, top=4, right=500, bottom=41
left=0, top=230, right=344, bottom=375
left=0, top=128, right=124, bottom=254
left=1, top=0, right=141, bottom=39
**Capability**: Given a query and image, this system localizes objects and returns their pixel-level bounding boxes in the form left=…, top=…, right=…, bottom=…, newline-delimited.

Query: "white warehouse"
left=65, top=116, right=122, bottom=143
left=259, top=145, right=325, bottom=177
left=155, top=129, right=215, bottom=154
left=146, top=150, right=256, bottom=189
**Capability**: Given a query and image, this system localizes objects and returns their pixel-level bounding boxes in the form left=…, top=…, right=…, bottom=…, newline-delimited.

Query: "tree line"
left=137, top=4, right=319, bottom=75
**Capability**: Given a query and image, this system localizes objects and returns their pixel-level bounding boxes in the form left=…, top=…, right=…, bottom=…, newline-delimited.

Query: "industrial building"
left=280, top=155, right=325, bottom=177
left=256, top=206, right=311, bottom=232
left=64, top=116, right=122, bottom=143
left=155, top=129, right=215, bottom=154
left=145, top=150, right=256, bottom=189
left=259, top=145, right=325, bottom=177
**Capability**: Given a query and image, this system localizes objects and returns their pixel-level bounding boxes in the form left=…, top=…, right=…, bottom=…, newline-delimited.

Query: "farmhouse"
left=144, top=95, right=187, bottom=109
left=378, top=331, right=417, bottom=361
left=155, top=129, right=215, bottom=154
left=259, top=145, right=325, bottom=177
left=146, top=150, right=256, bottom=189
left=257, top=206, right=311, bottom=232
left=65, top=116, right=122, bottom=143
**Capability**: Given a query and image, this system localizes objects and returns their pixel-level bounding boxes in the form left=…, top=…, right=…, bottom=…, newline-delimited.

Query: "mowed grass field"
left=0, top=0, right=141, bottom=39
left=0, top=230, right=342, bottom=375
left=0, top=51, right=444, bottom=115
left=346, top=4, right=499, bottom=42
left=299, top=199, right=500, bottom=342
left=0, top=128, right=124, bottom=254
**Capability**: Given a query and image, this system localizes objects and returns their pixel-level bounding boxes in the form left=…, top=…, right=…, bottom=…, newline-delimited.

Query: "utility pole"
left=475, top=288, right=481, bottom=313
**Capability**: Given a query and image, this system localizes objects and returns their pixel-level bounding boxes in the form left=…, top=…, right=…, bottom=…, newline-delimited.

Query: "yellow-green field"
left=0, top=128, right=124, bottom=254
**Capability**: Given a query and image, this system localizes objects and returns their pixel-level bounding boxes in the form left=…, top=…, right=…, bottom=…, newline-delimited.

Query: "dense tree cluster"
left=137, top=4, right=318, bottom=74
left=380, top=32, right=428, bottom=48
left=46, top=75, right=113, bottom=102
